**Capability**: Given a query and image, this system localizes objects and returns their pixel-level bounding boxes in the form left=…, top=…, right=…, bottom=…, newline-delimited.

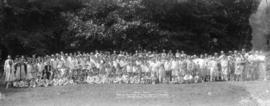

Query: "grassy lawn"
left=1, top=81, right=268, bottom=106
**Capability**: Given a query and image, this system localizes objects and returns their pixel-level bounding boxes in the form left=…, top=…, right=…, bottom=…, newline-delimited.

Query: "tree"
left=0, top=0, right=84, bottom=57
left=0, top=0, right=260, bottom=58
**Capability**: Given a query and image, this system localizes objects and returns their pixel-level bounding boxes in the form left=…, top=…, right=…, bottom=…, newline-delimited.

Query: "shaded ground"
left=1, top=81, right=269, bottom=106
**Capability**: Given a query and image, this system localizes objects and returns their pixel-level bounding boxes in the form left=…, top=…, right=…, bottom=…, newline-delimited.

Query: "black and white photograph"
left=0, top=0, right=270, bottom=106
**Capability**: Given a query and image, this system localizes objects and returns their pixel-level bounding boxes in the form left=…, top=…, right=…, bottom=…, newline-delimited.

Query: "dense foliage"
left=0, top=0, right=260, bottom=59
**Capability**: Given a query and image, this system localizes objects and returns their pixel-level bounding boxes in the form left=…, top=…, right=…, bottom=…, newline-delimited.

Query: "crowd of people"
left=2, top=49, right=269, bottom=89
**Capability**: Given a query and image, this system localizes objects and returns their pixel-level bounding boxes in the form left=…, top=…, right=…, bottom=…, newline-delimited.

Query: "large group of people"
left=2, top=49, right=269, bottom=89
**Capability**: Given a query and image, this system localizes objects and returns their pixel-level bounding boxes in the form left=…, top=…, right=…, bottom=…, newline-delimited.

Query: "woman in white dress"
left=37, top=59, right=44, bottom=79
left=26, top=62, right=33, bottom=80
left=4, top=55, right=14, bottom=89
left=14, top=58, right=21, bottom=80
left=209, top=57, right=218, bottom=82
left=235, top=55, right=244, bottom=81
left=20, top=57, right=27, bottom=80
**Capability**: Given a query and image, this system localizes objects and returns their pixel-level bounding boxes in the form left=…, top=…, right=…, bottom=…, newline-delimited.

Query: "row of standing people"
left=3, top=50, right=268, bottom=88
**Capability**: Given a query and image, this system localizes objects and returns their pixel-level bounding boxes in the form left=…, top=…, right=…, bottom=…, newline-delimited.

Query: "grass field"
left=1, top=81, right=270, bottom=106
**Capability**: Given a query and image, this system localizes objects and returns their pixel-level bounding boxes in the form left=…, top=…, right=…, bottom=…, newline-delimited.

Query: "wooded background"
left=0, top=0, right=260, bottom=59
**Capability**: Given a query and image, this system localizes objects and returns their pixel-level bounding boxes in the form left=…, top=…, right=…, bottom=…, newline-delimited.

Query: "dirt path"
left=0, top=81, right=268, bottom=106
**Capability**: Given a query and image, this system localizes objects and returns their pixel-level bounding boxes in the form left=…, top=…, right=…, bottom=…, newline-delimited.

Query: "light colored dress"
left=235, top=57, right=243, bottom=75
left=31, top=64, right=38, bottom=79
left=4, top=59, right=14, bottom=82
left=20, top=63, right=26, bottom=80
left=15, top=63, right=21, bottom=80
left=158, top=64, right=166, bottom=82
left=37, top=63, right=43, bottom=78
left=179, top=60, right=187, bottom=76
left=171, top=60, right=179, bottom=76
left=11, top=64, right=16, bottom=81
left=26, top=64, right=33, bottom=80
left=220, top=59, right=229, bottom=75
left=209, top=60, right=218, bottom=78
